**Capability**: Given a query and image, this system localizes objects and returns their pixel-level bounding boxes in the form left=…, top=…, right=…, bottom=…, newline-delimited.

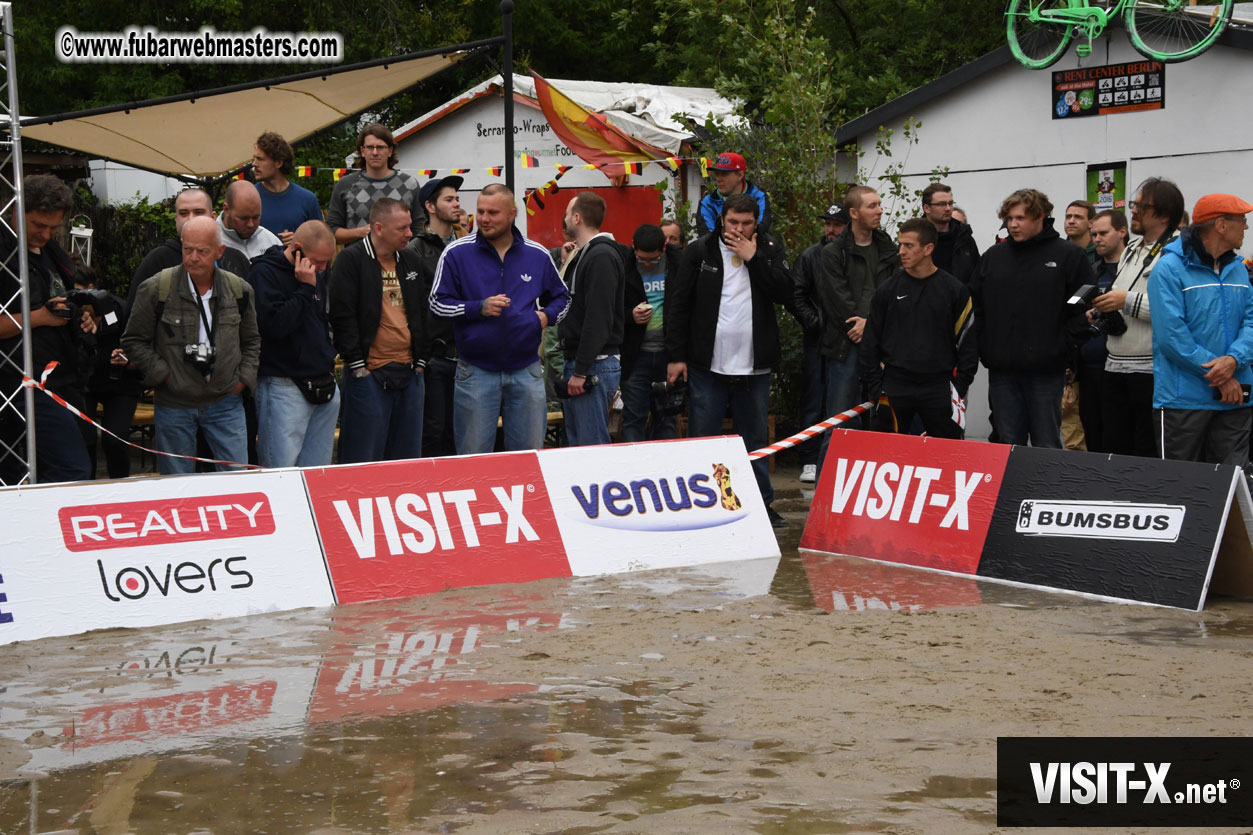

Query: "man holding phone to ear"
left=249, top=220, right=339, bottom=468
left=1149, top=193, right=1253, bottom=465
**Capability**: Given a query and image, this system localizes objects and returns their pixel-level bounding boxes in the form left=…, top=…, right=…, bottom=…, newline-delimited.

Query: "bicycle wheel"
left=1006, top=0, right=1074, bottom=70
left=1125, top=0, right=1232, bottom=62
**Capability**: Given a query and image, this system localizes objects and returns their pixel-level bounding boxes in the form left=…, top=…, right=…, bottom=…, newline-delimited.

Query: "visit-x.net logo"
left=998, top=737, right=1251, bottom=826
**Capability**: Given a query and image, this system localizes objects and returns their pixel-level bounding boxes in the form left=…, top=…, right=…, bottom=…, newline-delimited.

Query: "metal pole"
left=501, top=0, right=515, bottom=193
left=0, top=2, right=32, bottom=484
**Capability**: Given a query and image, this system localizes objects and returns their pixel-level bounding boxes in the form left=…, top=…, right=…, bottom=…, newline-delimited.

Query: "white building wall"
left=847, top=36, right=1253, bottom=439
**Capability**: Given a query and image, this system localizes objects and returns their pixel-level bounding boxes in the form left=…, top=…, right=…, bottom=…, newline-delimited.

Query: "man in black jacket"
left=620, top=224, right=681, bottom=442
left=789, top=203, right=847, bottom=483
left=328, top=198, right=429, bottom=463
left=406, top=174, right=463, bottom=457
left=817, top=186, right=900, bottom=443
left=922, top=182, right=980, bottom=285
left=128, top=189, right=249, bottom=304
left=250, top=220, right=338, bottom=468
left=971, top=188, right=1093, bottom=448
left=558, top=192, right=624, bottom=446
left=667, top=193, right=792, bottom=527
left=860, top=219, right=977, bottom=439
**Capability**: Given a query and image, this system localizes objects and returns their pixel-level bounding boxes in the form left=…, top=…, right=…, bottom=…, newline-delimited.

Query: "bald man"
left=248, top=220, right=340, bottom=467
left=122, top=216, right=260, bottom=475
left=128, top=188, right=249, bottom=305
left=219, top=180, right=282, bottom=261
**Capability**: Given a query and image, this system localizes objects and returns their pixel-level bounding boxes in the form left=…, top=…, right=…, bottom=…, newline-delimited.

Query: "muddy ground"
left=1, top=466, right=1251, bottom=834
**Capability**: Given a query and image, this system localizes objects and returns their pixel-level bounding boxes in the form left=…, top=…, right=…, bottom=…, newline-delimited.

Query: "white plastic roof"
left=394, top=74, right=740, bottom=155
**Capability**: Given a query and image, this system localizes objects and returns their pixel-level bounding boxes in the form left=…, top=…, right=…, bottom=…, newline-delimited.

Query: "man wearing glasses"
left=328, top=123, right=424, bottom=245
left=1089, top=178, right=1184, bottom=457
left=921, top=182, right=980, bottom=285
left=1148, top=193, right=1253, bottom=464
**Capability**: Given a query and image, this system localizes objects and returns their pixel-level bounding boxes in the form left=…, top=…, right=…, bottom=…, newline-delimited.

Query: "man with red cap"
left=696, top=152, right=772, bottom=237
left=1149, top=193, right=1253, bottom=464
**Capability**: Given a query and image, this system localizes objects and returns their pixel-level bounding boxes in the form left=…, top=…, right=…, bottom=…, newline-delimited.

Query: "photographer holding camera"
left=0, top=174, right=97, bottom=485
left=122, top=216, right=259, bottom=474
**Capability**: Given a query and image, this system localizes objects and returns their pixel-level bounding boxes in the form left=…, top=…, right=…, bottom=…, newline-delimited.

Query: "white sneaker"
left=799, top=464, right=817, bottom=484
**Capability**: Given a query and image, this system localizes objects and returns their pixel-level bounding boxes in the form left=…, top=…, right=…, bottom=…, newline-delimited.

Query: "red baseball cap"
left=1193, top=193, right=1253, bottom=224
left=710, top=152, right=746, bottom=173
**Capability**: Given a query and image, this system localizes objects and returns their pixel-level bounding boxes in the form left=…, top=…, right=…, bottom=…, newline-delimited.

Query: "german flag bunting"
left=295, top=165, right=313, bottom=177
left=554, top=164, right=572, bottom=176
left=665, top=156, right=682, bottom=172
left=700, top=157, right=710, bottom=178
left=417, top=168, right=436, bottom=177
left=244, top=154, right=714, bottom=181
left=487, top=165, right=503, bottom=176
left=233, top=171, right=246, bottom=180
left=624, top=162, right=643, bottom=175
left=333, top=168, right=348, bottom=181
left=450, top=168, right=469, bottom=174
left=520, top=153, right=539, bottom=168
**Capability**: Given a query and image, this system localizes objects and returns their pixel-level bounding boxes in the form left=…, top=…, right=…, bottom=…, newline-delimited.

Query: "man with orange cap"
left=1148, top=193, right=1253, bottom=464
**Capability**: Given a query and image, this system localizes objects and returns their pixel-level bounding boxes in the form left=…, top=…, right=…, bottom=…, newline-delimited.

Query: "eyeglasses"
left=1128, top=201, right=1154, bottom=211
left=362, top=144, right=391, bottom=153
left=927, top=200, right=954, bottom=208
left=1221, top=215, right=1249, bottom=227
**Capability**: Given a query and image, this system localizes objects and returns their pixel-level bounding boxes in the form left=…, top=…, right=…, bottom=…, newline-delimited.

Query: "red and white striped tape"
left=21, top=361, right=260, bottom=471
left=748, top=401, right=873, bottom=459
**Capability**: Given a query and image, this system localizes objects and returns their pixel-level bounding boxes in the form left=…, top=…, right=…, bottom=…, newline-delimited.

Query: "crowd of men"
left=3, top=135, right=1253, bottom=531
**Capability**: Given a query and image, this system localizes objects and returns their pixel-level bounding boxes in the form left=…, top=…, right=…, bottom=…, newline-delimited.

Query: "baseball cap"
left=820, top=204, right=850, bottom=223
left=1192, top=193, right=1253, bottom=224
left=709, top=152, right=746, bottom=173
left=419, top=174, right=464, bottom=209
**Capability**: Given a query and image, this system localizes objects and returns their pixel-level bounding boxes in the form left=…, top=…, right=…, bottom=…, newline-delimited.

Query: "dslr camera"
left=184, top=342, right=216, bottom=378
left=651, top=378, right=690, bottom=416
left=1068, top=284, right=1127, bottom=337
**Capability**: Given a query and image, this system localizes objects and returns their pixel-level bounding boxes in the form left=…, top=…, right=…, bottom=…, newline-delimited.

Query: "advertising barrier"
left=802, top=431, right=1253, bottom=610
left=0, top=437, right=780, bottom=644
left=0, top=470, right=334, bottom=644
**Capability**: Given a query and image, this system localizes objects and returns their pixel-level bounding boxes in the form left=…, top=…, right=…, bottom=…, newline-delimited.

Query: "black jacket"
left=970, top=219, right=1094, bottom=373
left=407, top=229, right=456, bottom=357
left=860, top=266, right=978, bottom=398
left=128, top=237, right=249, bottom=304
left=788, top=238, right=827, bottom=335
left=666, top=225, right=792, bottom=371
left=328, top=234, right=429, bottom=373
left=932, top=220, right=981, bottom=285
left=817, top=226, right=901, bottom=361
left=622, top=242, right=682, bottom=378
left=558, top=235, right=626, bottom=377
left=0, top=232, right=85, bottom=395
left=249, top=245, right=336, bottom=378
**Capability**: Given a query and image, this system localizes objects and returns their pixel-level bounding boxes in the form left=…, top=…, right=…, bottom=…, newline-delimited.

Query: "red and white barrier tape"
left=22, top=361, right=260, bottom=470
left=749, top=401, right=873, bottom=459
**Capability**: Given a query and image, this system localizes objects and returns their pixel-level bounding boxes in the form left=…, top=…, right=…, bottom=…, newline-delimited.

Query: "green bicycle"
left=1007, top=0, right=1234, bottom=69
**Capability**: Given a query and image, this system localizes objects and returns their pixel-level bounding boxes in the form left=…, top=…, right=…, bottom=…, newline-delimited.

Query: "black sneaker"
left=766, top=505, right=787, bottom=529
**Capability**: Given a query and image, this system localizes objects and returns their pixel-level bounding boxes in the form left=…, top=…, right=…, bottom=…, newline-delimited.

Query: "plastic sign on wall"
left=0, top=471, right=334, bottom=644
left=802, top=431, right=1253, bottom=610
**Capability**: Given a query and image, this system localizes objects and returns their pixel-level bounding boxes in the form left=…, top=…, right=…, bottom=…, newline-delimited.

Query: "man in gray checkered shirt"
left=327, top=123, right=424, bottom=245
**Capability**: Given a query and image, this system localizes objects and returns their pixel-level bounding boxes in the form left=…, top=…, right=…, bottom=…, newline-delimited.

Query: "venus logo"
left=570, top=463, right=748, bottom=532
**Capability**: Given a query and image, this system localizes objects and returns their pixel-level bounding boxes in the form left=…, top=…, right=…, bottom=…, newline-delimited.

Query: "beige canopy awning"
left=19, top=40, right=501, bottom=179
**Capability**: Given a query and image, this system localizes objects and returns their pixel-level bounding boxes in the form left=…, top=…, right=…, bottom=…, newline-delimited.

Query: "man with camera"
left=1091, top=178, right=1183, bottom=457
left=122, top=216, right=260, bottom=474
left=0, top=174, right=97, bottom=484
left=1149, top=193, right=1253, bottom=465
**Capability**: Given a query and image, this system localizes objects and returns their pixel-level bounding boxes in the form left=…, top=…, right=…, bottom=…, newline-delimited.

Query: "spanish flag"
left=520, top=153, right=539, bottom=168
left=487, top=165, right=503, bottom=176
left=333, top=168, right=348, bottom=181
left=530, top=72, right=665, bottom=179
left=418, top=168, right=436, bottom=177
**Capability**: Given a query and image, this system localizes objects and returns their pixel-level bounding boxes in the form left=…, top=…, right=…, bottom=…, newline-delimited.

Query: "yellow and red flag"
left=665, top=156, right=682, bottom=172
left=234, top=170, right=247, bottom=180
left=294, top=165, right=313, bottom=177
left=520, top=153, right=539, bottom=168
left=418, top=168, right=436, bottom=177
left=333, top=168, right=348, bottom=181
left=529, top=72, right=664, bottom=180
left=487, top=165, right=503, bottom=176
left=554, top=164, right=572, bottom=177
left=450, top=168, right=470, bottom=174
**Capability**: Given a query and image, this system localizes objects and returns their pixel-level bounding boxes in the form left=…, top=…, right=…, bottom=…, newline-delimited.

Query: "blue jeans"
left=256, top=376, right=341, bottom=468
left=988, top=369, right=1065, bottom=448
left=798, top=332, right=826, bottom=467
left=454, top=359, right=547, bottom=454
left=818, top=345, right=865, bottom=474
left=620, top=350, right=678, bottom=443
left=154, top=393, right=248, bottom=475
left=687, top=366, right=773, bottom=506
left=562, top=356, right=621, bottom=446
left=338, top=366, right=425, bottom=464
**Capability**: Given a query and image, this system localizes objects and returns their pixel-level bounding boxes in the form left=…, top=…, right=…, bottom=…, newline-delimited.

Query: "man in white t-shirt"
left=666, top=193, right=793, bottom=527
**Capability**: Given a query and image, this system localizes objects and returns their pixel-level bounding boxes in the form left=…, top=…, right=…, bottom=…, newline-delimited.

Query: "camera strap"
left=1124, top=228, right=1176, bottom=293
left=189, top=276, right=216, bottom=348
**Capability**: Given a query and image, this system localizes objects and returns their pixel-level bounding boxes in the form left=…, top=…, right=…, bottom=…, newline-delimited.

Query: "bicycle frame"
left=1031, top=0, right=1125, bottom=46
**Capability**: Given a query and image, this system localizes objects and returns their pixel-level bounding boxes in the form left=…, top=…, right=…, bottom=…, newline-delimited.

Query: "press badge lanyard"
left=190, top=275, right=216, bottom=347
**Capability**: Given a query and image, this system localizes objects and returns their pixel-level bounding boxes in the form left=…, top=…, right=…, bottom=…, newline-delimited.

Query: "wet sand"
left=1, top=466, right=1251, bottom=834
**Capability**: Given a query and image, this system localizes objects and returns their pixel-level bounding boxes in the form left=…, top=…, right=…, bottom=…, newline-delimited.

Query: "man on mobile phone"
left=1149, top=193, right=1253, bottom=465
